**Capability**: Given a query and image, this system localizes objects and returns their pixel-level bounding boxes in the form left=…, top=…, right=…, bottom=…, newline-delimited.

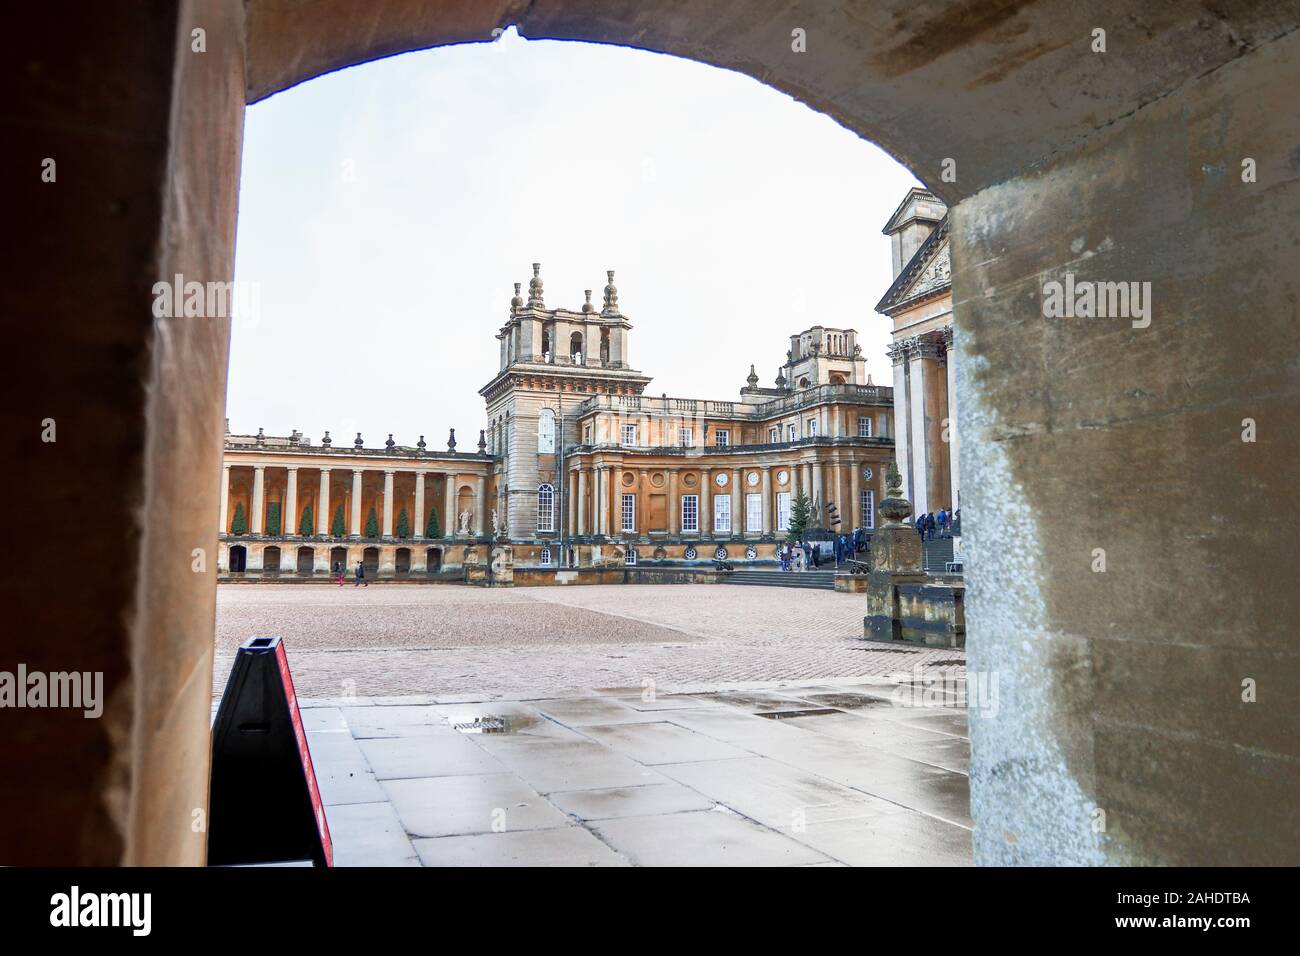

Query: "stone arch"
left=295, top=546, right=314, bottom=574
left=569, top=331, right=583, bottom=364
left=24, top=1, right=1296, bottom=867
left=228, top=544, right=247, bottom=574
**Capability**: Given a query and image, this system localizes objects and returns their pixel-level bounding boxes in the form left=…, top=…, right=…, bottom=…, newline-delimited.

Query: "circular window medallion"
left=714, top=472, right=728, bottom=487
left=745, top=545, right=758, bottom=560
left=684, top=545, right=698, bottom=560
left=776, top=469, right=789, bottom=485
left=714, top=545, right=728, bottom=560
left=622, top=472, right=636, bottom=486
left=653, top=546, right=667, bottom=560
left=862, top=467, right=874, bottom=480
left=683, top=473, right=698, bottom=488
left=746, top=472, right=759, bottom=487
left=650, top=472, right=667, bottom=488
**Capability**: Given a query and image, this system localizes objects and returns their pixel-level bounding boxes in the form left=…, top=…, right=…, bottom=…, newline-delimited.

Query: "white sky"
left=229, top=27, right=919, bottom=447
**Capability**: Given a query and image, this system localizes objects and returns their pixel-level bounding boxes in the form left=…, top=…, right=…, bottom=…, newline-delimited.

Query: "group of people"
left=914, top=508, right=958, bottom=539
left=778, top=528, right=870, bottom=571
left=333, top=560, right=369, bottom=587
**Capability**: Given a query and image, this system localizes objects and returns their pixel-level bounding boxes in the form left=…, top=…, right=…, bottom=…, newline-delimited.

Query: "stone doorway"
left=228, top=545, right=247, bottom=574
left=296, top=547, right=314, bottom=574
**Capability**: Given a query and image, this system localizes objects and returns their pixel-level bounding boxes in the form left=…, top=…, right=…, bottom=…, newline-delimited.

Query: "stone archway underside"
left=6, top=0, right=1298, bottom=865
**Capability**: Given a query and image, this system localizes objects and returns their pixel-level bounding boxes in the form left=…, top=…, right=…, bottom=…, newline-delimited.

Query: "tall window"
left=862, top=489, right=875, bottom=530
left=777, top=492, right=792, bottom=532
left=681, top=495, right=699, bottom=532
left=621, top=493, right=636, bottom=532
left=583, top=424, right=592, bottom=444
left=713, top=495, right=731, bottom=533
left=679, top=427, right=693, bottom=447
left=715, top=429, right=730, bottom=447
left=746, top=493, right=762, bottom=532
left=539, top=546, right=552, bottom=566
left=621, top=423, right=637, bottom=446
left=625, top=548, right=638, bottom=566
left=788, top=424, right=797, bottom=442
left=536, top=484, right=555, bottom=532
left=807, top=419, right=818, bottom=437
left=858, top=416, right=872, bottom=437
left=538, top=408, right=556, bottom=453
left=769, top=426, right=779, bottom=443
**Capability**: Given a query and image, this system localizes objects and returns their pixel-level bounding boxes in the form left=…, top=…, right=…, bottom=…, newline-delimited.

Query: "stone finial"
left=416, top=435, right=426, bottom=454
left=354, top=432, right=364, bottom=450
left=478, top=429, right=487, bottom=453
left=602, top=270, right=619, bottom=314
left=510, top=282, right=523, bottom=314
left=775, top=369, right=787, bottom=388
left=582, top=289, right=595, bottom=313
left=746, top=364, right=759, bottom=388
left=224, top=417, right=230, bottom=434
left=256, top=427, right=265, bottom=446
left=878, top=460, right=913, bottom=527
left=385, top=433, right=396, bottom=453
left=447, top=428, right=457, bottom=452
left=322, top=430, right=332, bottom=447
left=527, top=263, right=544, bottom=309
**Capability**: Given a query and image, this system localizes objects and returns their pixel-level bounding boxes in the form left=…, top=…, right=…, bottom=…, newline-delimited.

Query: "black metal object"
left=208, top=636, right=333, bottom=867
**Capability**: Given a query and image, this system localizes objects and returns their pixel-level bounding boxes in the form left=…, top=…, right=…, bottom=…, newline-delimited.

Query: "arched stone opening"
left=329, top=546, right=347, bottom=576
left=262, top=546, right=281, bottom=574
left=362, top=547, right=380, bottom=576
left=228, top=545, right=247, bottom=574
left=425, top=547, right=442, bottom=573
left=296, top=546, right=314, bottom=574
left=395, top=547, right=411, bottom=574
left=15, top=0, right=1297, bottom=867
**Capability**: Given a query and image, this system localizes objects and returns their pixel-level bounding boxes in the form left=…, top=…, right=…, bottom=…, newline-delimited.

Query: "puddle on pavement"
left=755, top=708, right=841, bottom=720
left=451, top=713, right=542, bottom=734
left=799, top=693, right=897, bottom=710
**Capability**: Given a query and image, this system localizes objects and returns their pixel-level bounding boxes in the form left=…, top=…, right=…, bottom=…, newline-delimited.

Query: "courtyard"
left=215, top=583, right=971, bottom=866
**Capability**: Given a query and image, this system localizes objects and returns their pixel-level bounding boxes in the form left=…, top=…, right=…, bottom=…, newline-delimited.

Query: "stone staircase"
left=921, top=536, right=957, bottom=573
left=721, top=569, right=838, bottom=590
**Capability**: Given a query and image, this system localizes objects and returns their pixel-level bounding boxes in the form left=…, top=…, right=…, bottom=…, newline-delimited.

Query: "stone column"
left=443, top=474, right=456, bottom=539
left=285, top=466, right=298, bottom=538
left=251, top=465, right=265, bottom=535
left=475, top=474, right=486, bottom=536
left=219, top=464, right=230, bottom=533
left=730, top=467, right=741, bottom=538
left=888, top=341, right=911, bottom=509
left=317, top=468, right=330, bottom=535
left=382, top=469, right=395, bottom=538
left=350, top=468, right=363, bottom=538
left=832, top=461, right=844, bottom=531
left=800, top=462, right=812, bottom=501
left=849, top=459, right=861, bottom=531
left=907, top=340, right=932, bottom=516
left=945, top=326, right=960, bottom=512
left=638, top=468, right=648, bottom=535
left=761, top=466, right=772, bottom=536
left=568, top=469, right=578, bottom=534
left=414, top=471, right=426, bottom=540
left=668, top=469, right=679, bottom=534
left=577, top=468, right=588, bottom=536
left=811, top=460, right=823, bottom=521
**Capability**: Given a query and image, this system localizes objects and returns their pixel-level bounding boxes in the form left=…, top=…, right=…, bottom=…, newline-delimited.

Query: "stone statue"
left=457, top=509, right=472, bottom=535
left=491, top=509, right=502, bottom=538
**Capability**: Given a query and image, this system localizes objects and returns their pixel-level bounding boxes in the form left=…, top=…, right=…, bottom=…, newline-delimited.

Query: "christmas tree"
left=364, top=505, right=379, bottom=538
left=786, top=492, right=812, bottom=543
left=299, top=504, right=314, bottom=536
left=265, top=502, right=281, bottom=536
left=426, top=506, right=441, bottom=538
left=230, top=501, right=247, bottom=535
left=396, top=506, right=410, bottom=539
left=330, top=504, right=345, bottom=537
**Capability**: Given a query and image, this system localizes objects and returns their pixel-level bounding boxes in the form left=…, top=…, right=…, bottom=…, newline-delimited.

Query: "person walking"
left=354, top=560, right=368, bottom=588
left=333, top=560, right=344, bottom=586
left=938, top=508, right=949, bottom=537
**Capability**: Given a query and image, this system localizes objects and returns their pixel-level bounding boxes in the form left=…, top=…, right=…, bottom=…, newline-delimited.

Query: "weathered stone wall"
left=959, top=30, right=1300, bottom=864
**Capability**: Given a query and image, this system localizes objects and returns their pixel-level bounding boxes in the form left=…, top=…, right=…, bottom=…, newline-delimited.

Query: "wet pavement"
left=290, top=676, right=973, bottom=866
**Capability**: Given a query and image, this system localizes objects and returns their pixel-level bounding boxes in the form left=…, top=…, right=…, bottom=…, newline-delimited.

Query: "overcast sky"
left=229, top=27, right=919, bottom=447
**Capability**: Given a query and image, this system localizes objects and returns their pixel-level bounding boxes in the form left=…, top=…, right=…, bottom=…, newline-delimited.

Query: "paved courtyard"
left=214, top=583, right=971, bottom=866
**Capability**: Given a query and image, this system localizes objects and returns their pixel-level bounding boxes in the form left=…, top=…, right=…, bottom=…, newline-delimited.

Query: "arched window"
left=538, top=408, right=556, bottom=453
left=536, top=483, right=555, bottom=532
left=570, top=331, right=583, bottom=365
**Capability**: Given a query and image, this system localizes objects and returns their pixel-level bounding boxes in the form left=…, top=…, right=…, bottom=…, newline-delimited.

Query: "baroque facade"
left=876, top=188, right=958, bottom=515
left=218, top=265, right=896, bottom=576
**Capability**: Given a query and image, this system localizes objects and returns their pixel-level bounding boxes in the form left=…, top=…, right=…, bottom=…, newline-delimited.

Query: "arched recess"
left=18, top=0, right=1296, bottom=867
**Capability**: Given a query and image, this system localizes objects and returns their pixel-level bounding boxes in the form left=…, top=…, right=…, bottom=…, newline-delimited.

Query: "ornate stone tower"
left=479, top=265, right=651, bottom=542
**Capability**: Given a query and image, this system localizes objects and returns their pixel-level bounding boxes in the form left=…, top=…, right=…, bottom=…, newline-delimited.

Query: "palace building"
left=218, top=265, right=897, bottom=578
left=877, top=188, right=958, bottom=516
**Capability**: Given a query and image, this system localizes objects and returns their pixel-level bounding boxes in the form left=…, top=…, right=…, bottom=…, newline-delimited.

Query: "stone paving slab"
left=413, top=826, right=629, bottom=867
left=590, top=809, right=832, bottom=867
